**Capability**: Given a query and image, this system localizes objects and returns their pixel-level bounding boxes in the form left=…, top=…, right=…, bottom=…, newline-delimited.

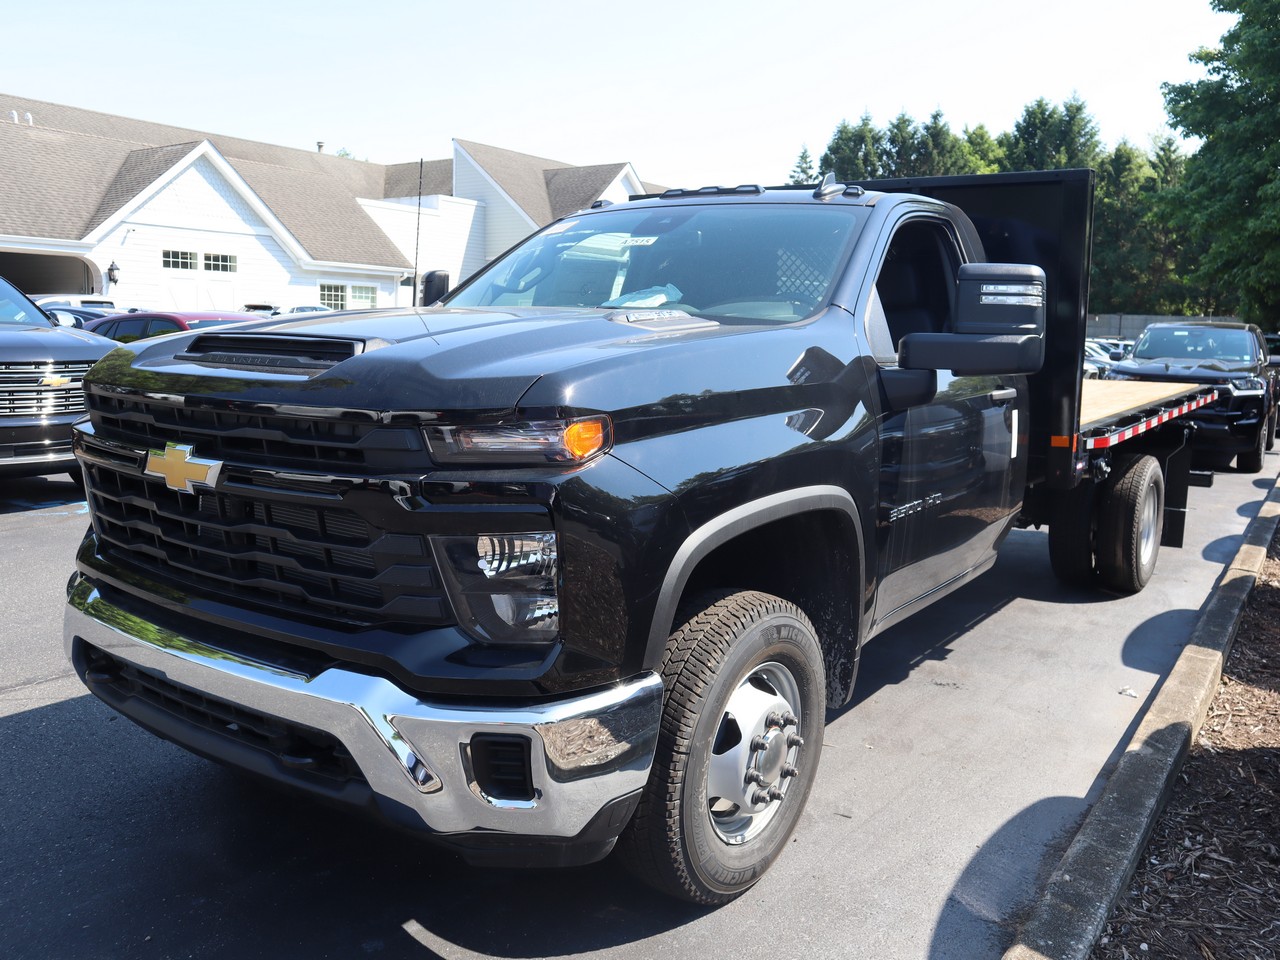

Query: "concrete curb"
left=1003, top=472, right=1280, bottom=960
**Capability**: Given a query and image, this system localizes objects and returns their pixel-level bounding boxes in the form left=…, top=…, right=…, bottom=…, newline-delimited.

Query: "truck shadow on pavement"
left=838, top=529, right=1117, bottom=713
left=3, top=695, right=705, bottom=960
left=0, top=473, right=85, bottom=514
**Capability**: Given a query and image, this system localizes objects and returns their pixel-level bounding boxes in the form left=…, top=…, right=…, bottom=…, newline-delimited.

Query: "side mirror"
left=1111, top=349, right=1126, bottom=361
left=420, top=270, right=451, bottom=306
left=899, top=263, right=1045, bottom=375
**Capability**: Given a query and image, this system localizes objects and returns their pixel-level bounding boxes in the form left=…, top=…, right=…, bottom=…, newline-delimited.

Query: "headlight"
left=434, top=532, right=559, bottom=644
left=1228, top=377, right=1266, bottom=394
left=425, top=416, right=611, bottom=465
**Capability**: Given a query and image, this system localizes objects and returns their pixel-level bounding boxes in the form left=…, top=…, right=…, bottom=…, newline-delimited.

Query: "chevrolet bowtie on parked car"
left=0, top=275, right=113, bottom=486
left=1104, top=320, right=1280, bottom=473
left=65, top=170, right=1218, bottom=904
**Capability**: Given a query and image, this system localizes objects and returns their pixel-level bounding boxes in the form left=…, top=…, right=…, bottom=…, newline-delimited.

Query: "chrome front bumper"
left=64, top=576, right=663, bottom=845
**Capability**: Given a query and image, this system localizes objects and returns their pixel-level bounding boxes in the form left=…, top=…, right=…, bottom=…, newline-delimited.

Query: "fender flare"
left=643, top=485, right=866, bottom=670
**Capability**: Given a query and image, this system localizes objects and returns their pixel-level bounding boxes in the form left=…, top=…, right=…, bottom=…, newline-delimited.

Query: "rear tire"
left=1048, top=480, right=1098, bottom=586
left=616, top=591, right=825, bottom=905
left=1097, top=455, right=1164, bottom=593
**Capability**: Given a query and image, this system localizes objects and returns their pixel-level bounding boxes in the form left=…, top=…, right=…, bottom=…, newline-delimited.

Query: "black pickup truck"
left=0, top=274, right=113, bottom=485
left=65, top=169, right=1215, bottom=905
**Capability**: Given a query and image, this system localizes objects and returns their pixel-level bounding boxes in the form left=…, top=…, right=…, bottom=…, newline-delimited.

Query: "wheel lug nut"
left=767, top=787, right=784, bottom=802
left=787, top=734, right=805, bottom=748
left=781, top=764, right=799, bottom=779
left=766, top=712, right=783, bottom=729
left=781, top=712, right=798, bottom=728
left=750, top=735, right=769, bottom=752
left=752, top=788, right=771, bottom=805
left=745, top=770, right=765, bottom=785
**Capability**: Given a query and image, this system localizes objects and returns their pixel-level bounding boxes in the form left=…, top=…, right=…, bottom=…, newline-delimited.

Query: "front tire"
left=617, top=591, right=825, bottom=905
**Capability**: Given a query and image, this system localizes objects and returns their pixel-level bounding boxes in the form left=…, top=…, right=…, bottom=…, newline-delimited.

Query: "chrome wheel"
left=705, top=661, right=804, bottom=845
left=1138, top=479, right=1159, bottom=569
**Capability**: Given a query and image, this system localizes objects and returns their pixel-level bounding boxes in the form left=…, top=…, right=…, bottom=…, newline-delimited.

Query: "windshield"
left=1132, top=326, right=1257, bottom=363
left=0, top=276, right=51, bottom=326
left=446, top=203, right=867, bottom=324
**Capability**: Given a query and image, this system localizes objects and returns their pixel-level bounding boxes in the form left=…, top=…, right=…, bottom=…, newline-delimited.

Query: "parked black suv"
left=1105, top=320, right=1278, bottom=472
left=0, top=275, right=114, bottom=485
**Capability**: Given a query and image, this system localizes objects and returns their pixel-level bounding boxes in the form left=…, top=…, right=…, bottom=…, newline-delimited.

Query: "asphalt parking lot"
left=2, top=462, right=1275, bottom=960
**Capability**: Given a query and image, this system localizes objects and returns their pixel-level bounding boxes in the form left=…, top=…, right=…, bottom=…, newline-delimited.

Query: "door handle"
left=988, top=388, right=1018, bottom=404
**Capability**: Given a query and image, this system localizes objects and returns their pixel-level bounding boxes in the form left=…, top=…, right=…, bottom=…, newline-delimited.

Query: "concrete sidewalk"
left=1004, top=471, right=1280, bottom=960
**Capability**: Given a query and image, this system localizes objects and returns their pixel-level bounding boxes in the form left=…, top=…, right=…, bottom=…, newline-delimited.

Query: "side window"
left=113, top=318, right=147, bottom=342
left=865, top=218, right=962, bottom=364
left=147, top=319, right=181, bottom=338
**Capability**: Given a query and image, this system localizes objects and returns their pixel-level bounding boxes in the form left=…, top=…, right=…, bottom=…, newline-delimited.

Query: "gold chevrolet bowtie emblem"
left=40, top=374, right=73, bottom=388
left=144, top=443, right=223, bottom=493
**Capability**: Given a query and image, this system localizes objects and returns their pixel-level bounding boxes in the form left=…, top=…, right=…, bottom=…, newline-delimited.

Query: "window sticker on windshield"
left=543, top=220, right=579, bottom=235
left=622, top=237, right=659, bottom=246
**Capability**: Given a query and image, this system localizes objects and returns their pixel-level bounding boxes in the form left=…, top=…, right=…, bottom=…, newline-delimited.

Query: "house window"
left=319, top=284, right=346, bottom=310
left=203, top=253, right=237, bottom=273
left=163, top=250, right=197, bottom=270
left=350, top=285, right=377, bottom=309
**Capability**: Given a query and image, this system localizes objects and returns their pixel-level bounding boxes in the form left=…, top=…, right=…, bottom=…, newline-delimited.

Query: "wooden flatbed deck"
left=1079, top=379, right=1211, bottom=433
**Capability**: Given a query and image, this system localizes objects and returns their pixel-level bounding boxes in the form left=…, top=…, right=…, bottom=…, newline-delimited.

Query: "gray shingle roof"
left=455, top=140, right=572, bottom=224
left=0, top=95, right=640, bottom=268
left=87, top=143, right=195, bottom=233
left=0, top=94, right=409, bottom=269
left=384, top=159, right=453, bottom=199
left=545, top=163, right=628, bottom=219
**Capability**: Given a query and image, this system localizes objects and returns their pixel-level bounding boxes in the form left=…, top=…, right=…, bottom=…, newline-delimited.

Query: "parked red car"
left=83, top=311, right=260, bottom=343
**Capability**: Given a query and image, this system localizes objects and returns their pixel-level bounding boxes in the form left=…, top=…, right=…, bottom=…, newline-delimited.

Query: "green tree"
left=883, top=112, right=920, bottom=178
left=997, top=96, right=1100, bottom=172
left=1164, top=0, right=1280, bottom=325
left=819, top=114, right=885, bottom=180
left=1091, top=141, right=1156, bottom=312
left=961, top=124, right=1004, bottom=173
left=789, top=147, right=816, bottom=184
left=918, top=110, right=972, bottom=176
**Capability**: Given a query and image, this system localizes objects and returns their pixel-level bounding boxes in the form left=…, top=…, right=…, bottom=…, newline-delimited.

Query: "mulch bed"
left=1091, top=533, right=1280, bottom=959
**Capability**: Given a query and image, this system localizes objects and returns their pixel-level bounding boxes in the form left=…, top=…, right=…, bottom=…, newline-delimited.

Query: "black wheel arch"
left=643, top=486, right=867, bottom=708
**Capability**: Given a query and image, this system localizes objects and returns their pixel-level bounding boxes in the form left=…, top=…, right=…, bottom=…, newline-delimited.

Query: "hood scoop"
left=176, top=334, right=385, bottom=373
left=603, top=308, right=717, bottom=333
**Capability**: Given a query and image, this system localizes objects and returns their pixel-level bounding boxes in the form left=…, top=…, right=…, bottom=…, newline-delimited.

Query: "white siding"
left=453, top=148, right=537, bottom=262
left=88, top=157, right=401, bottom=312
left=360, top=194, right=486, bottom=297
left=598, top=165, right=646, bottom=205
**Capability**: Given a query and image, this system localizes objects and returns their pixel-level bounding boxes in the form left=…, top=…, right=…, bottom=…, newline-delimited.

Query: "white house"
left=0, top=94, right=655, bottom=312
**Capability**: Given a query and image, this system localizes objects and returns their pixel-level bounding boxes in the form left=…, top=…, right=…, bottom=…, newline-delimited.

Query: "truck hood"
left=0, top=322, right=115, bottom=362
left=1109, top=356, right=1261, bottom=384
left=84, top=305, right=814, bottom=416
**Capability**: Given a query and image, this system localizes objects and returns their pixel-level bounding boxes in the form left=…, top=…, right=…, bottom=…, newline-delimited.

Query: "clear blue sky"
left=11, top=0, right=1235, bottom=188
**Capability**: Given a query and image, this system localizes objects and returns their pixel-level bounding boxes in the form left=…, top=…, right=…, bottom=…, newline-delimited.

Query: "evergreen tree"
left=819, top=114, right=885, bottom=180
left=1164, top=0, right=1279, bottom=324
left=918, top=110, right=971, bottom=176
left=961, top=125, right=1004, bottom=174
left=883, top=112, right=920, bottom=178
left=789, top=147, right=816, bottom=185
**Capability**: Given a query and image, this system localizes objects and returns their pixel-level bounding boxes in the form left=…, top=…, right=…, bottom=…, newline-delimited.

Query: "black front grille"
left=81, top=642, right=364, bottom=784
left=0, top=361, right=95, bottom=416
left=86, top=462, right=449, bottom=629
left=86, top=391, right=422, bottom=470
